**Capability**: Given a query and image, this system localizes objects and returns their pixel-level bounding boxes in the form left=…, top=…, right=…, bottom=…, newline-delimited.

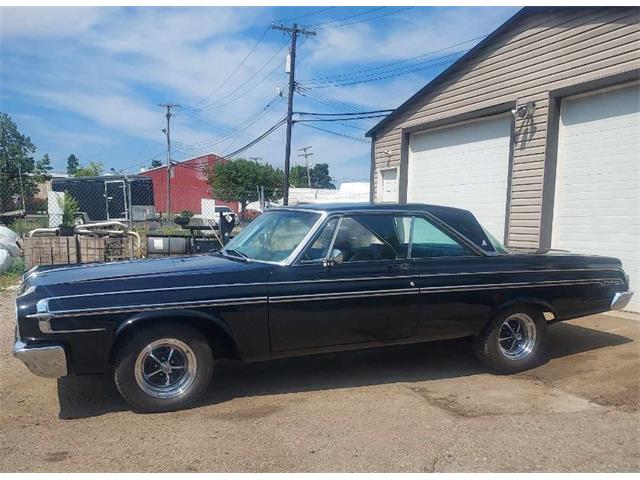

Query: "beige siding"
left=372, top=7, right=640, bottom=248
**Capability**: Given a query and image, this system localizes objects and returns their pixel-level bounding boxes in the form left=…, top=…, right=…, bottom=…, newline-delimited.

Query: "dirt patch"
left=1, top=289, right=639, bottom=472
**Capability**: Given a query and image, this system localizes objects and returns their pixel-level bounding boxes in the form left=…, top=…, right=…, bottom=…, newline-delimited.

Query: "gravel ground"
left=1, top=289, right=638, bottom=472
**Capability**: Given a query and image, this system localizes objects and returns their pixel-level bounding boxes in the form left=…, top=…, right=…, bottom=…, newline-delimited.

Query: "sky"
left=0, top=5, right=518, bottom=184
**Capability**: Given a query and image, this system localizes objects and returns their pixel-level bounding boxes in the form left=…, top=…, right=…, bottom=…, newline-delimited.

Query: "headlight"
left=36, top=298, right=49, bottom=313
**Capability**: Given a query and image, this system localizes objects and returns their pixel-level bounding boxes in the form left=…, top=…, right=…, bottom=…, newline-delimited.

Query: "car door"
left=268, top=213, right=419, bottom=352
left=409, top=214, right=490, bottom=341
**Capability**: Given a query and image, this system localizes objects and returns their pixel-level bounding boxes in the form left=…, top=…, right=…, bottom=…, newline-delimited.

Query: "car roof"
left=273, top=202, right=473, bottom=216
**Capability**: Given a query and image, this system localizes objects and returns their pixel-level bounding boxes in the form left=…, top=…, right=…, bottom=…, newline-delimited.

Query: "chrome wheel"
left=134, top=338, right=198, bottom=399
left=498, top=313, right=537, bottom=360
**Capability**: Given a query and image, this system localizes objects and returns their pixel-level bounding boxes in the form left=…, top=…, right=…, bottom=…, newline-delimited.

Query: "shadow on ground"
left=57, top=321, right=632, bottom=419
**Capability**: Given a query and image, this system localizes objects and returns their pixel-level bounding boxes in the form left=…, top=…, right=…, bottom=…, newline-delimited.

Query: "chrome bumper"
left=12, top=340, right=68, bottom=378
left=610, top=290, right=634, bottom=311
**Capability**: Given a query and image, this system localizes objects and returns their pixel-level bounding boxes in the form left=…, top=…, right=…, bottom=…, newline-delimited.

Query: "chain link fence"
left=0, top=170, right=286, bottom=272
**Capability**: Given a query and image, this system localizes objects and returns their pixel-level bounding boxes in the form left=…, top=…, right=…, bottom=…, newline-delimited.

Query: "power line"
left=299, top=33, right=487, bottom=83
left=309, top=7, right=386, bottom=28
left=187, top=27, right=270, bottom=110
left=172, top=118, right=287, bottom=171
left=295, top=114, right=389, bottom=122
left=175, top=95, right=284, bottom=150
left=296, top=109, right=393, bottom=116
left=277, top=6, right=336, bottom=23
left=302, top=56, right=461, bottom=88
left=195, top=40, right=289, bottom=111
left=296, top=85, right=374, bottom=113
left=299, top=123, right=369, bottom=144
left=314, top=7, right=414, bottom=29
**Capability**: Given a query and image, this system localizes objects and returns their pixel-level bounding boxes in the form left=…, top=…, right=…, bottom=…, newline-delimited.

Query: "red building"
left=141, top=154, right=239, bottom=214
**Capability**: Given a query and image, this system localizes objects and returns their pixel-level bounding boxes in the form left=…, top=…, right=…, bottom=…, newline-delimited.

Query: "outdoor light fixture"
left=511, top=101, right=536, bottom=120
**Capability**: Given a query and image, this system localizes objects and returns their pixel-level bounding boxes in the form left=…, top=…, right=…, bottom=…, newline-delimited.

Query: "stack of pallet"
left=22, top=237, right=78, bottom=269
left=78, top=237, right=107, bottom=264
left=23, top=236, right=137, bottom=269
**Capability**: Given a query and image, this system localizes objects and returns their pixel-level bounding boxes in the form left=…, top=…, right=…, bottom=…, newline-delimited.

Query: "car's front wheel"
left=473, top=307, right=547, bottom=373
left=114, top=323, right=213, bottom=412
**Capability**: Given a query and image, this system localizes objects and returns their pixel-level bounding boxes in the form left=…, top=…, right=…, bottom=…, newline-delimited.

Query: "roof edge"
left=366, top=6, right=542, bottom=138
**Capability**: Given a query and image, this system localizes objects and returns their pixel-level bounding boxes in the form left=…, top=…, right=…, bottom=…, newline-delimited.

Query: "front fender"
left=114, top=308, right=234, bottom=339
left=110, top=308, right=238, bottom=362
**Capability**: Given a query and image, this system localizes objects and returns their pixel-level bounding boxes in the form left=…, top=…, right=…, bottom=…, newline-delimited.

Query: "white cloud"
left=2, top=6, right=518, bottom=182
left=0, top=7, right=107, bottom=38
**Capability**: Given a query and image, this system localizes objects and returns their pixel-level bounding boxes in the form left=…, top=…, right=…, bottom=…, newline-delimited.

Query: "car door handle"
left=389, top=263, right=410, bottom=272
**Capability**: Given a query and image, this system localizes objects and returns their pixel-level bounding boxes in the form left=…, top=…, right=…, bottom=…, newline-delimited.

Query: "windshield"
left=222, top=210, right=321, bottom=262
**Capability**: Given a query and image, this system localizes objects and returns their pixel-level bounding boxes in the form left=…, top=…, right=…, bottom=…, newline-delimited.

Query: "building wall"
left=142, top=154, right=239, bottom=214
left=372, top=7, right=640, bottom=248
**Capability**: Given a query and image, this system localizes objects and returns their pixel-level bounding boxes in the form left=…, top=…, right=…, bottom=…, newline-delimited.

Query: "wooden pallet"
left=23, top=236, right=138, bottom=268
left=23, top=237, right=78, bottom=269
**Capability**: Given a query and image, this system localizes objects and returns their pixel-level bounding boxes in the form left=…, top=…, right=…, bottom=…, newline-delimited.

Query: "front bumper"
left=12, top=340, right=68, bottom=378
left=610, top=290, right=634, bottom=311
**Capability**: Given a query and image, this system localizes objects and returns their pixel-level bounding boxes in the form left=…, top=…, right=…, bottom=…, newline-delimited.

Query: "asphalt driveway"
left=1, top=289, right=638, bottom=472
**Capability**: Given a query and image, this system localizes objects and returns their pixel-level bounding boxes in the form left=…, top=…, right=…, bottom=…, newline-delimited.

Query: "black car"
left=13, top=203, right=633, bottom=411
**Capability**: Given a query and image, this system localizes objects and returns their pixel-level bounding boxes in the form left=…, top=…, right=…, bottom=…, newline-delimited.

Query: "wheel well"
left=476, top=297, right=555, bottom=336
left=108, top=315, right=239, bottom=366
left=491, top=298, right=552, bottom=321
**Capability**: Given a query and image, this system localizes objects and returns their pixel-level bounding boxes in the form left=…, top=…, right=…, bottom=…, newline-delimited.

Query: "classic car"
left=13, top=203, right=633, bottom=412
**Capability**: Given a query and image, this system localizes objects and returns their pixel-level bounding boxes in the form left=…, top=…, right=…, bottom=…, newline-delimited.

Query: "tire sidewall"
left=114, top=324, right=213, bottom=412
left=475, top=306, right=547, bottom=373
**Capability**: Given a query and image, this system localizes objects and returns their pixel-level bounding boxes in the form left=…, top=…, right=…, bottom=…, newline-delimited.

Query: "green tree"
left=207, top=158, right=284, bottom=210
left=290, top=163, right=335, bottom=189
left=35, top=153, right=53, bottom=182
left=74, top=161, right=104, bottom=177
left=0, top=113, right=40, bottom=213
left=150, top=159, right=163, bottom=168
left=66, top=154, right=79, bottom=175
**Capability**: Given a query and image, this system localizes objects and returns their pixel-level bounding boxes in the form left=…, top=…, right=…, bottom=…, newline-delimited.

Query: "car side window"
left=333, top=216, right=397, bottom=263
left=410, top=217, right=472, bottom=258
left=301, top=218, right=339, bottom=262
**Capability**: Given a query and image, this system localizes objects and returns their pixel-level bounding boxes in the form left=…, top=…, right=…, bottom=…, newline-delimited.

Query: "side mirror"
left=324, top=248, right=343, bottom=267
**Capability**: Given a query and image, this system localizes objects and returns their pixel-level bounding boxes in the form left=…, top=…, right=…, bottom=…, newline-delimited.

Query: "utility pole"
left=159, top=103, right=179, bottom=223
left=249, top=156, right=263, bottom=163
left=271, top=22, right=316, bottom=205
left=159, top=103, right=179, bottom=255
left=297, top=146, right=314, bottom=187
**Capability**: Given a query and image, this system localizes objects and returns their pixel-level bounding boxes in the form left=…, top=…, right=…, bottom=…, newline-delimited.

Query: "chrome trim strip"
left=269, top=278, right=617, bottom=303
left=418, top=278, right=615, bottom=293
left=269, top=287, right=419, bottom=304
left=29, top=296, right=269, bottom=320
left=43, top=281, right=267, bottom=302
left=38, top=319, right=107, bottom=334
left=33, top=268, right=625, bottom=304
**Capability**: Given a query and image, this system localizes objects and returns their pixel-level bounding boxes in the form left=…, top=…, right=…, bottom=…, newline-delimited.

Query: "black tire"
left=113, top=323, right=213, bottom=412
left=473, top=306, right=547, bottom=373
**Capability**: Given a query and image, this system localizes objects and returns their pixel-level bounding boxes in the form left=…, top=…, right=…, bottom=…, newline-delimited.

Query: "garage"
left=407, top=114, right=512, bottom=242
left=552, top=83, right=639, bottom=312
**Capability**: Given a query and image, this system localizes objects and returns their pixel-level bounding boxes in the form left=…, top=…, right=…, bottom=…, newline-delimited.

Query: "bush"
left=59, top=192, right=80, bottom=226
left=9, top=216, right=48, bottom=236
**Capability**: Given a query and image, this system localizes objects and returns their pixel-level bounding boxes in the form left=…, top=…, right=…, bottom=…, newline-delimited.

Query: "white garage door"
left=553, top=83, right=640, bottom=312
left=407, top=114, right=511, bottom=241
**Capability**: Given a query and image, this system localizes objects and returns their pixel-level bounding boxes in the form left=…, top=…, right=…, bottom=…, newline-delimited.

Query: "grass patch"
left=0, top=257, right=24, bottom=291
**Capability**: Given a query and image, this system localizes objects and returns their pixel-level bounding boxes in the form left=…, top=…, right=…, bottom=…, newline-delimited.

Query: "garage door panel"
left=408, top=115, right=511, bottom=241
left=553, top=84, right=639, bottom=312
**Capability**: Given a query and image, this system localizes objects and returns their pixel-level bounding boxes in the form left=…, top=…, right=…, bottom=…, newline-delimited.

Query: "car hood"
left=20, top=254, right=272, bottom=306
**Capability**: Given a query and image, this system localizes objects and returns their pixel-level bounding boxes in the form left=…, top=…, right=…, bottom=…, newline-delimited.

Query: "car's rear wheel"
left=473, top=307, right=547, bottom=373
left=114, top=324, right=213, bottom=412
